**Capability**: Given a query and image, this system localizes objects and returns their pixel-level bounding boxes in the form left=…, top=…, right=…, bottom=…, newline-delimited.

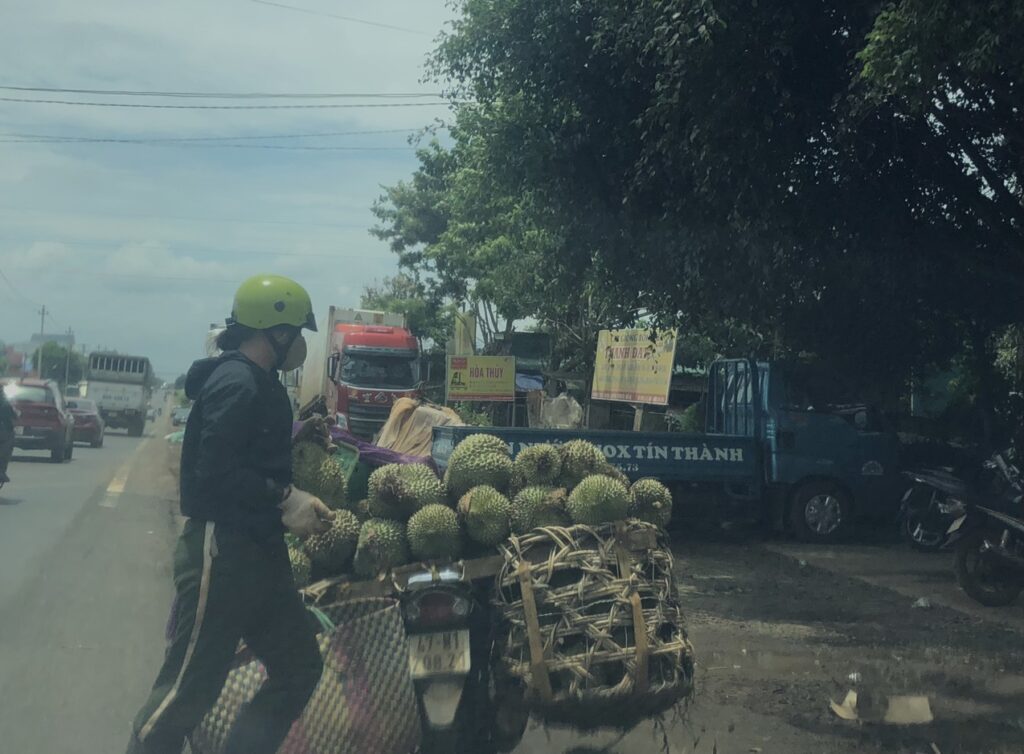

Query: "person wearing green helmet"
left=126, top=274, right=332, bottom=754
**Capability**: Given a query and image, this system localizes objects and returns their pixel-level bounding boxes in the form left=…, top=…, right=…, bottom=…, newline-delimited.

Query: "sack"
left=190, top=598, right=420, bottom=754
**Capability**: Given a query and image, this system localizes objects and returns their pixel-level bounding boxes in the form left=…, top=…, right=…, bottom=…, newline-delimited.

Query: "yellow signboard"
left=591, top=329, right=677, bottom=405
left=447, top=355, right=516, bottom=402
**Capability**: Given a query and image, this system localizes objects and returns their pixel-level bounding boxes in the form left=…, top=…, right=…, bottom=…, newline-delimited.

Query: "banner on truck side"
left=591, top=329, right=677, bottom=405
left=446, top=355, right=515, bottom=402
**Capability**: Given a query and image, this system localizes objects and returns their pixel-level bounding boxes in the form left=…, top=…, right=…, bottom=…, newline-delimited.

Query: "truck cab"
left=298, top=307, right=423, bottom=441
left=332, top=324, right=421, bottom=439
left=710, top=359, right=901, bottom=540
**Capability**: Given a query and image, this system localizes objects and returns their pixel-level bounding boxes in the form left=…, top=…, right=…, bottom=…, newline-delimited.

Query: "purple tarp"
left=292, top=421, right=436, bottom=471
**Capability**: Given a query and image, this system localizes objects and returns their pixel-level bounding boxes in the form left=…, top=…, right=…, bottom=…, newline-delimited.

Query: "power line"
left=0, top=96, right=455, bottom=110
left=0, top=138, right=416, bottom=152
left=0, top=237, right=387, bottom=260
left=2, top=127, right=422, bottom=143
left=248, top=0, right=429, bottom=35
left=0, top=266, right=41, bottom=307
left=0, top=205, right=374, bottom=228
left=0, top=85, right=443, bottom=99
left=0, top=96, right=452, bottom=111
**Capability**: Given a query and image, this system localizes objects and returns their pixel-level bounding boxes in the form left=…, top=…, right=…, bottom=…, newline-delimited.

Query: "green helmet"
left=228, top=274, right=317, bottom=331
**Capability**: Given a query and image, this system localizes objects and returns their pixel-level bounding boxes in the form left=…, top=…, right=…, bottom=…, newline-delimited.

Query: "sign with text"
left=591, top=329, right=677, bottom=405
left=446, top=355, right=515, bottom=402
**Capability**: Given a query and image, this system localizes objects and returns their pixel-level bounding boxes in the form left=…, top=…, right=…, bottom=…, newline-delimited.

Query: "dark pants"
left=0, top=431, right=13, bottom=481
left=127, top=520, right=322, bottom=754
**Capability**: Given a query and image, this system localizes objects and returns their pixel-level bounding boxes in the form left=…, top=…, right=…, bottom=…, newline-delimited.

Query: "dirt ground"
left=514, top=532, right=1024, bottom=754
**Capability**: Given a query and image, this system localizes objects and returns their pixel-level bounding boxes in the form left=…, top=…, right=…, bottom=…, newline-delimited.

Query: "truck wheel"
left=128, top=419, right=144, bottom=438
left=50, top=441, right=65, bottom=463
left=789, top=481, right=850, bottom=543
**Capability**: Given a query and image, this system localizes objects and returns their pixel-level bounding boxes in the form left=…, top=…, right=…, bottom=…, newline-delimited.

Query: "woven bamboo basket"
left=493, top=520, right=694, bottom=729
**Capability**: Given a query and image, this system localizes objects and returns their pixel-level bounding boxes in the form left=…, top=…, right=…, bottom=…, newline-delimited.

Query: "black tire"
left=91, top=432, right=104, bottom=449
left=789, top=481, right=851, bottom=543
left=50, top=441, right=65, bottom=463
left=954, top=530, right=1023, bottom=607
left=901, top=514, right=945, bottom=552
left=128, top=419, right=144, bottom=438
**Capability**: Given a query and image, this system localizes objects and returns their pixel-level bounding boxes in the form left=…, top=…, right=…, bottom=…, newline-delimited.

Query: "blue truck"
left=432, top=359, right=902, bottom=542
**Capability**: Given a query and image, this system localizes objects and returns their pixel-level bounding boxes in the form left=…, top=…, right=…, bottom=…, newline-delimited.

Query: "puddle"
left=706, top=649, right=822, bottom=675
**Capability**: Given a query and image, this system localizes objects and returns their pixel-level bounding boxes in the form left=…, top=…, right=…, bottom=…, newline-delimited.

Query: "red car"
left=2, top=379, right=75, bottom=463
left=66, top=398, right=105, bottom=448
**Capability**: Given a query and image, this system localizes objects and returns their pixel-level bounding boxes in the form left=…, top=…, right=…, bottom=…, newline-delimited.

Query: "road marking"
left=99, top=439, right=151, bottom=509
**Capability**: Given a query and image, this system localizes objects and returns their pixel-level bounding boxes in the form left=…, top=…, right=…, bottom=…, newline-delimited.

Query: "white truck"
left=82, top=352, right=153, bottom=437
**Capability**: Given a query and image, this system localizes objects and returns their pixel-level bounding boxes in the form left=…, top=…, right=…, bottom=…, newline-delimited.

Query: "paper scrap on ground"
left=883, top=695, right=933, bottom=724
left=829, top=689, right=859, bottom=720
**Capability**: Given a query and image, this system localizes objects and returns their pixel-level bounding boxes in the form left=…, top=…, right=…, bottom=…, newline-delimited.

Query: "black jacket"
left=179, top=351, right=293, bottom=539
left=0, top=391, right=15, bottom=433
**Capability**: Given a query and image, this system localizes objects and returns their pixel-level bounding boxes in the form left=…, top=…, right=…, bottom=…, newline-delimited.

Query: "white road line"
left=99, top=439, right=151, bottom=509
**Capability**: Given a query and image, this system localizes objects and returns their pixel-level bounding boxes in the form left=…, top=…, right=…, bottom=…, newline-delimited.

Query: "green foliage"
left=32, top=342, right=84, bottom=387
left=451, top=402, right=492, bottom=427
left=361, top=272, right=455, bottom=351
left=410, top=0, right=1023, bottom=401
left=174, top=373, right=187, bottom=390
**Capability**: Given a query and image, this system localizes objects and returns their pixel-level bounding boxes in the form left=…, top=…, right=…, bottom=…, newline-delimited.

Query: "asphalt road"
left=0, top=415, right=180, bottom=754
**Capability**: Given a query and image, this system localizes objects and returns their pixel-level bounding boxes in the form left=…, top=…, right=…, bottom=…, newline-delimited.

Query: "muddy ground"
left=514, top=532, right=1024, bottom=754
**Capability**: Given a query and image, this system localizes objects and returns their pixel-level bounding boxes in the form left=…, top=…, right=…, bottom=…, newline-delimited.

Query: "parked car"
left=2, top=379, right=75, bottom=463
left=66, top=398, right=106, bottom=448
left=171, top=405, right=192, bottom=427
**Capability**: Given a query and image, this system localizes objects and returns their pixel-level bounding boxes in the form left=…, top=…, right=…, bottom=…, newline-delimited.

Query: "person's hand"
left=293, top=415, right=332, bottom=451
left=279, top=486, right=335, bottom=537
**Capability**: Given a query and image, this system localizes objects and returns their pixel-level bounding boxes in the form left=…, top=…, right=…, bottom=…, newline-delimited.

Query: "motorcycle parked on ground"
left=899, top=452, right=1014, bottom=552
left=945, top=455, right=1024, bottom=607
left=899, top=468, right=969, bottom=551
left=398, top=560, right=527, bottom=754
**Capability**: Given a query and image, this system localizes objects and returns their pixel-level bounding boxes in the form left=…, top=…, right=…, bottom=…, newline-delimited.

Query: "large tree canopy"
left=374, top=0, right=1023, bottom=400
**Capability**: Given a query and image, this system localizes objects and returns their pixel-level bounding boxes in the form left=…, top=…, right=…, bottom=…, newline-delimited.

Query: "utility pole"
left=63, top=327, right=74, bottom=390
left=37, top=305, right=48, bottom=335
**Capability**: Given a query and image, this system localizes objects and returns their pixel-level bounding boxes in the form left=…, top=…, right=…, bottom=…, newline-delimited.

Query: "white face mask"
left=278, top=334, right=307, bottom=371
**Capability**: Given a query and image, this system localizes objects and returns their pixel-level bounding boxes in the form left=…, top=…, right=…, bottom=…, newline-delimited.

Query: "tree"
left=419, top=0, right=1023, bottom=401
left=174, top=373, right=187, bottom=390
left=360, top=273, right=454, bottom=351
left=32, top=342, right=85, bottom=388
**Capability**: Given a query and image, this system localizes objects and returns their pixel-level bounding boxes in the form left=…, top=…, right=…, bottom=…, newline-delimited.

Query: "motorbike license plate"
left=14, top=426, right=23, bottom=436
left=408, top=629, right=470, bottom=679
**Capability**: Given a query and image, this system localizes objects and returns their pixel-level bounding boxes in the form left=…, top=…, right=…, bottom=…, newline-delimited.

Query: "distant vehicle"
left=66, top=398, right=105, bottom=448
left=81, top=352, right=153, bottom=437
left=298, top=307, right=422, bottom=440
left=3, top=378, right=75, bottom=463
left=146, top=407, right=156, bottom=421
left=171, top=406, right=191, bottom=427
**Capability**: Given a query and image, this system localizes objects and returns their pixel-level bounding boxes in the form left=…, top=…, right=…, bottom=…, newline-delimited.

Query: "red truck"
left=298, top=307, right=421, bottom=440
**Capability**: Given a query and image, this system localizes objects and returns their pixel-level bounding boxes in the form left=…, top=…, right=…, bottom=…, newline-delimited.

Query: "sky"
left=0, top=0, right=455, bottom=379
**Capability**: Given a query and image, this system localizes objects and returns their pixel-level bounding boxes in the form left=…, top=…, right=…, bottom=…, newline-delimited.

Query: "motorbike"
left=899, top=452, right=1014, bottom=552
left=945, top=454, right=1024, bottom=607
left=397, top=560, right=527, bottom=754
left=899, top=468, right=969, bottom=551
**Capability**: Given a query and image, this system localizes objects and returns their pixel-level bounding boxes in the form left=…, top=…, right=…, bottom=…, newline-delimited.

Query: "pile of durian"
left=286, top=434, right=674, bottom=586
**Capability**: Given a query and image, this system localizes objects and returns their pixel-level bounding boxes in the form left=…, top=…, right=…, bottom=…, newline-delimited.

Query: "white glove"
left=279, top=486, right=334, bottom=537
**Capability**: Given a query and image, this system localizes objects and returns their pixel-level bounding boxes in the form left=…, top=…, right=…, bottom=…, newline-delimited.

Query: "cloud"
left=0, top=0, right=454, bottom=376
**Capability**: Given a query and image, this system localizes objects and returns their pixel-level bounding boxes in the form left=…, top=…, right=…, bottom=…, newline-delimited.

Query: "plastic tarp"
left=515, top=373, right=544, bottom=392
left=374, top=397, right=464, bottom=458
left=292, top=420, right=436, bottom=471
